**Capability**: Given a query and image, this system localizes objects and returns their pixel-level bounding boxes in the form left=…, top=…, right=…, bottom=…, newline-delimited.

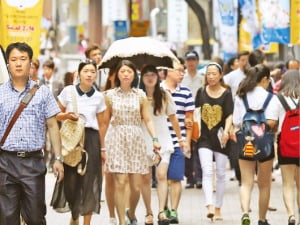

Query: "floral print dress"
left=104, top=87, right=149, bottom=174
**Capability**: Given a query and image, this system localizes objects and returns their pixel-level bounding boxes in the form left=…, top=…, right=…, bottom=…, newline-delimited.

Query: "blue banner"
left=114, top=20, right=128, bottom=40
left=217, top=0, right=238, bottom=62
left=259, top=0, right=290, bottom=44
left=239, top=0, right=262, bottom=49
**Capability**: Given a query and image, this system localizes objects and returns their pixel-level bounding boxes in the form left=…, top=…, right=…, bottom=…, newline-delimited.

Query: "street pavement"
left=45, top=169, right=293, bottom=225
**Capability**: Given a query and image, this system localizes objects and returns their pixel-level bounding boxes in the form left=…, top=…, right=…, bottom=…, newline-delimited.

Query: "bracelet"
left=152, top=137, right=159, bottom=142
left=101, top=147, right=106, bottom=152
left=178, top=138, right=185, bottom=143
left=55, top=156, right=64, bottom=163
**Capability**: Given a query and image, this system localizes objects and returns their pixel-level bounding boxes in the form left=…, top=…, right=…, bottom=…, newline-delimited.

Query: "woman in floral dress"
left=101, top=60, right=160, bottom=225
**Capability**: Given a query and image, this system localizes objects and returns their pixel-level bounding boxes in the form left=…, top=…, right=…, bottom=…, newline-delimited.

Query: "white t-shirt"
left=181, top=70, right=204, bottom=98
left=223, top=68, right=246, bottom=99
left=233, top=86, right=277, bottom=127
left=58, top=85, right=106, bottom=130
left=268, top=95, right=299, bottom=132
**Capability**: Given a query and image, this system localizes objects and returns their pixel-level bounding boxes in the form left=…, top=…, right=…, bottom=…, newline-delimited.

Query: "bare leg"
left=127, top=173, right=143, bottom=220
left=105, top=172, right=116, bottom=219
left=169, top=180, right=182, bottom=210
left=141, top=169, right=153, bottom=215
left=239, top=159, right=256, bottom=214
left=114, top=173, right=127, bottom=225
left=281, top=165, right=297, bottom=217
left=83, top=214, right=92, bottom=225
left=156, top=163, right=169, bottom=213
left=257, top=159, right=273, bottom=221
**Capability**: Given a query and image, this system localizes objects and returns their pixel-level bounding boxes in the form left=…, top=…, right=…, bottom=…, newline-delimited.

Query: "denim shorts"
left=167, top=147, right=185, bottom=181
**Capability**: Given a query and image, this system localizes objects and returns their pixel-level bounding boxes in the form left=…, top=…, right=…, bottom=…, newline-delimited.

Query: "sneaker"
left=258, top=219, right=270, bottom=225
left=164, top=207, right=171, bottom=218
left=108, top=217, right=117, bottom=225
left=241, top=213, right=250, bottom=225
left=169, top=209, right=179, bottom=224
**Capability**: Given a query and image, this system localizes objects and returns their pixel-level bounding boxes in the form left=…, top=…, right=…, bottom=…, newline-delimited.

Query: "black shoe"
left=196, top=182, right=202, bottom=189
left=169, top=210, right=178, bottom=224
left=185, top=183, right=194, bottom=189
left=258, top=219, right=270, bottom=225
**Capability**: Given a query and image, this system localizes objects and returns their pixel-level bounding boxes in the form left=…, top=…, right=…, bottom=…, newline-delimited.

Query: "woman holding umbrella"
left=101, top=60, right=160, bottom=225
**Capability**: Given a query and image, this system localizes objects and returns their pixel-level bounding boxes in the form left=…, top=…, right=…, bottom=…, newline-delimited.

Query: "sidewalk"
left=45, top=169, right=291, bottom=225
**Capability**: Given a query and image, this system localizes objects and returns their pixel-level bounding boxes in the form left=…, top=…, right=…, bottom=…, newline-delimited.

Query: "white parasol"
left=99, top=36, right=179, bottom=70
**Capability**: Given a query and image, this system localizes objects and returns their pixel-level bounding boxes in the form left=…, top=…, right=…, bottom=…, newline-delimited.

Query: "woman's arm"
left=97, top=96, right=112, bottom=162
left=221, top=114, right=233, bottom=146
left=141, top=99, right=161, bottom=152
left=55, top=101, right=78, bottom=121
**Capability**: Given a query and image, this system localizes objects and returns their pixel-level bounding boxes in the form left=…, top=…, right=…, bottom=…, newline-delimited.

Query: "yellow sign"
left=290, top=0, right=300, bottom=44
left=0, top=0, right=44, bottom=57
left=130, top=21, right=150, bottom=37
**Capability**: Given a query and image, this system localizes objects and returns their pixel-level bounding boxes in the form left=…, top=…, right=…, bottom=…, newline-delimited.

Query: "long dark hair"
left=114, top=60, right=139, bottom=88
left=139, top=65, right=166, bottom=115
left=237, top=64, right=270, bottom=98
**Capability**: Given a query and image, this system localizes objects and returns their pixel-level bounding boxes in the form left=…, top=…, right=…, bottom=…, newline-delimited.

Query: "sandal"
left=288, top=215, right=296, bottom=225
left=158, top=211, right=170, bottom=225
left=126, top=209, right=138, bottom=225
left=145, top=214, right=154, bottom=225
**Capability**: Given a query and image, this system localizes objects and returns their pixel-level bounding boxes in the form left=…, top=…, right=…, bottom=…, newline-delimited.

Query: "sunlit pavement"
left=45, top=169, right=291, bottom=225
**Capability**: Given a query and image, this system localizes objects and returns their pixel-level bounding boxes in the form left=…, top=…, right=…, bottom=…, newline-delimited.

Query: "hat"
left=185, top=51, right=199, bottom=60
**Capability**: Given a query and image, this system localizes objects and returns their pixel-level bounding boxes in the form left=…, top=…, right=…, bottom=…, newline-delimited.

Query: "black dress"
left=50, top=128, right=101, bottom=219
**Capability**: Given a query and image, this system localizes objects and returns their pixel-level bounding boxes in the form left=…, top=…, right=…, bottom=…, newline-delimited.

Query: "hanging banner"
left=0, top=0, right=44, bottom=58
left=290, top=0, right=300, bottom=44
left=217, top=0, right=238, bottom=61
left=259, top=0, right=290, bottom=44
left=239, top=0, right=262, bottom=49
left=114, top=20, right=128, bottom=40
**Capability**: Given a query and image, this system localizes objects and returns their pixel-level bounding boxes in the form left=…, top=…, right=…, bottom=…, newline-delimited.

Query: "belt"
left=0, top=149, right=43, bottom=158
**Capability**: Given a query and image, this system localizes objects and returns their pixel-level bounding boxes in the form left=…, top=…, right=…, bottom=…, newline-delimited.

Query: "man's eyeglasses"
left=80, top=59, right=96, bottom=64
left=168, top=68, right=184, bottom=74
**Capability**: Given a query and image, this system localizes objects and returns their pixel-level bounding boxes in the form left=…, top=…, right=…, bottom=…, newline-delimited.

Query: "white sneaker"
left=109, top=217, right=117, bottom=225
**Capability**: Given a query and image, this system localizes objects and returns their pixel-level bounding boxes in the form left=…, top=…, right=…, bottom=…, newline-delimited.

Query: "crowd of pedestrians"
left=0, top=41, right=299, bottom=225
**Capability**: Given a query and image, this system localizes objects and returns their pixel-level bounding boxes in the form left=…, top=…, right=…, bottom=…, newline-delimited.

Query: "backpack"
left=277, top=94, right=300, bottom=158
left=236, top=92, right=274, bottom=160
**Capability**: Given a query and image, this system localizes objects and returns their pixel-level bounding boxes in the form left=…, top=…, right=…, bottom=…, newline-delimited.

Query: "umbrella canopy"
left=99, top=37, right=179, bottom=70
left=0, top=45, right=9, bottom=85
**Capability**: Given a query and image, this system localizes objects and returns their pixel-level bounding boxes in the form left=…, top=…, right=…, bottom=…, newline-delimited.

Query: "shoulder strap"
left=277, top=93, right=291, bottom=112
left=72, top=86, right=78, bottom=113
left=0, top=84, right=40, bottom=146
left=242, top=95, right=250, bottom=111
left=262, top=92, right=273, bottom=110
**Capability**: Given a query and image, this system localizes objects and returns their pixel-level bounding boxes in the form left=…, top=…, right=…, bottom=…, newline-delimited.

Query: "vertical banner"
left=167, top=0, right=188, bottom=43
left=217, top=0, right=238, bottom=61
left=259, top=0, right=290, bottom=44
left=239, top=0, right=262, bottom=49
left=114, top=21, right=128, bottom=40
left=290, top=0, right=300, bottom=44
left=0, top=0, right=44, bottom=58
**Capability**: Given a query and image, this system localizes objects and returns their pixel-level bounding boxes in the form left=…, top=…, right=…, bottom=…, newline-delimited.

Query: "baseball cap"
left=185, top=50, right=199, bottom=60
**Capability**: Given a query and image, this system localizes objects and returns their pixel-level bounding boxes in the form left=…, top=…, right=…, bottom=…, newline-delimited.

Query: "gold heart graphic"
left=201, top=103, right=223, bottom=130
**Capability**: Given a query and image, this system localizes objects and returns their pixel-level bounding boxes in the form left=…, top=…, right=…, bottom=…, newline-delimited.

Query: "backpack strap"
left=262, top=92, right=273, bottom=111
left=277, top=93, right=291, bottom=112
left=242, top=95, right=250, bottom=111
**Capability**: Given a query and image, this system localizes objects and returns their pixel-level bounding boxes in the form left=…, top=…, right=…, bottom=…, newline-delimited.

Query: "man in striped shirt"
left=160, top=62, right=195, bottom=223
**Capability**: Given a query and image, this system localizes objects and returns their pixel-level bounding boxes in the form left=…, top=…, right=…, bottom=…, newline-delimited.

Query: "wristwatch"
left=55, top=156, right=64, bottom=163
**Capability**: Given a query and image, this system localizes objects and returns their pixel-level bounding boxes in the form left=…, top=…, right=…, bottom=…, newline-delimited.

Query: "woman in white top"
left=51, top=59, right=107, bottom=225
left=139, top=65, right=185, bottom=225
left=268, top=70, right=300, bottom=225
left=232, top=64, right=277, bottom=225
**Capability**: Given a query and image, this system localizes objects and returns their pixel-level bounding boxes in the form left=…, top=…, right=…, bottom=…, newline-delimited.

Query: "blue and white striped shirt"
left=0, top=79, right=60, bottom=152
left=161, top=81, right=195, bottom=147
